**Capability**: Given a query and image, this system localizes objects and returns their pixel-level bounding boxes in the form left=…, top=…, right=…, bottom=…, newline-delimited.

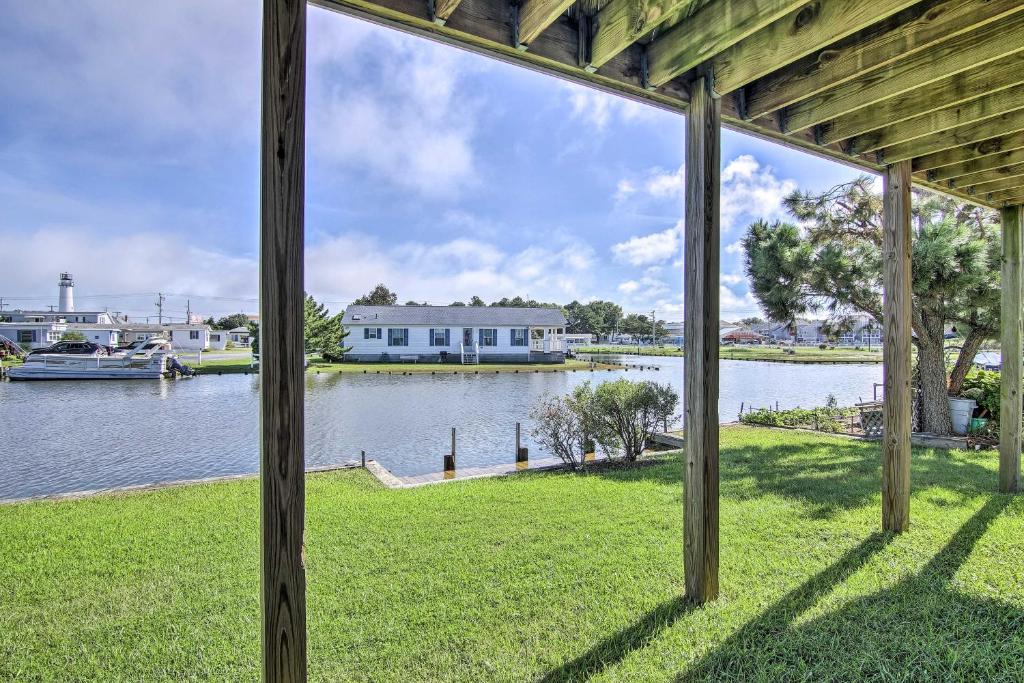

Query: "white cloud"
left=720, top=273, right=744, bottom=286
left=725, top=240, right=745, bottom=255
left=611, top=223, right=681, bottom=266
left=719, top=285, right=760, bottom=318
left=645, top=166, right=685, bottom=199
left=561, top=83, right=660, bottom=130
left=618, top=280, right=640, bottom=294
left=720, top=154, right=797, bottom=232
left=615, top=179, right=637, bottom=202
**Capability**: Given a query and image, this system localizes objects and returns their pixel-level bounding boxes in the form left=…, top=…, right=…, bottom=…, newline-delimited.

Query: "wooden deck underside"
left=313, top=0, right=1024, bottom=210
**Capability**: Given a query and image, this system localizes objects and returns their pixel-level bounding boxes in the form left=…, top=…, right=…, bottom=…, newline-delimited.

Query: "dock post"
left=361, top=450, right=366, bottom=468
left=444, top=428, right=456, bottom=472
left=516, top=422, right=528, bottom=462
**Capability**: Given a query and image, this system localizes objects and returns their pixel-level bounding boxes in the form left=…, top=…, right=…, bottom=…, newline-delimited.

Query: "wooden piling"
left=1000, top=204, right=1023, bottom=493
left=683, top=73, right=720, bottom=604
left=259, top=0, right=307, bottom=678
left=444, top=428, right=456, bottom=472
left=882, top=160, right=913, bottom=532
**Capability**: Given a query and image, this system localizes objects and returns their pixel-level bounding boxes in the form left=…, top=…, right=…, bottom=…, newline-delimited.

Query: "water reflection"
left=0, top=355, right=880, bottom=499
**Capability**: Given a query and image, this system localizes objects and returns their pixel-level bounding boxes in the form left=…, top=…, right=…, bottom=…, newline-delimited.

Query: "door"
left=463, top=328, right=473, bottom=346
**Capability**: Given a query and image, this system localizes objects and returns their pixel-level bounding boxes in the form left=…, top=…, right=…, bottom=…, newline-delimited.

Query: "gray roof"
left=342, top=305, right=566, bottom=327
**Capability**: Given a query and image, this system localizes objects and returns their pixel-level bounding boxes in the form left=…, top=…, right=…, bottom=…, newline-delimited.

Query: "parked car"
left=28, top=340, right=110, bottom=356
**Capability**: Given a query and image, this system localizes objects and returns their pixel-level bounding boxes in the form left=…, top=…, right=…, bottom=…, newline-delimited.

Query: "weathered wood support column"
left=683, top=73, right=720, bottom=603
left=882, top=161, right=912, bottom=533
left=1000, top=204, right=1023, bottom=494
left=260, top=0, right=307, bottom=680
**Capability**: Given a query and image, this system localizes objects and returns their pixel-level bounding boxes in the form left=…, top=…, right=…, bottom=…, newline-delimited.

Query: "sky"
left=0, top=0, right=870, bottom=323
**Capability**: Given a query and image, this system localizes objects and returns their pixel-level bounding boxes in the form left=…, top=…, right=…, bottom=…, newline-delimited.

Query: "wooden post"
left=882, top=161, right=912, bottom=532
left=444, top=428, right=456, bottom=471
left=1000, top=204, right=1023, bottom=493
left=361, top=450, right=366, bottom=468
left=683, top=73, right=720, bottom=604
left=260, top=0, right=307, bottom=680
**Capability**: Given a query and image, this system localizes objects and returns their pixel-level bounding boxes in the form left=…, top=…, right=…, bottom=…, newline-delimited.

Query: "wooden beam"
left=882, top=109, right=1024, bottom=164
left=988, top=189, right=1024, bottom=204
left=782, top=13, right=1024, bottom=133
left=882, top=161, right=912, bottom=533
left=745, top=0, right=1024, bottom=120
left=261, top=0, right=307, bottom=680
left=928, top=148, right=1024, bottom=183
left=913, top=130, right=1024, bottom=173
left=969, top=175, right=1024, bottom=196
left=588, top=0, right=702, bottom=70
left=947, top=162, right=1024, bottom=188
left=701, top=0, right=920, bottom=96
left=1000, top=204, right=1023, bottom=494
left=846, top=84, right=1024, bottom=156
left=516, top=0, right=575, bottom=49
left=819, top=54, right=1024, bottom=145
left=684, top=73, right=720, bottom=603
left=645, top=0, right=806, bottom=90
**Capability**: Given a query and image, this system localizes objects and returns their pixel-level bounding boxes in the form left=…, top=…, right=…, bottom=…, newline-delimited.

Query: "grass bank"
left=579, top=344, right=884, bottom=363
left=2, top=426, right=1020, bottom=680
left=193, top=357, right=623, bottom=375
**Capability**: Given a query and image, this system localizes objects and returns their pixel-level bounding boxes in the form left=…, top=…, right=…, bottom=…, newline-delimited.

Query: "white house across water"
left=342, top=305, right=568, bottom=364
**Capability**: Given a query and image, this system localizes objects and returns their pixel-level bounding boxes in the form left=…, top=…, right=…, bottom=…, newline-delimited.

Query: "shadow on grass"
left=537, top=532, right=893, bottom=683
left=592, top=435, right=996, bottom=517
left=677, top=496, right=1016, bottom=680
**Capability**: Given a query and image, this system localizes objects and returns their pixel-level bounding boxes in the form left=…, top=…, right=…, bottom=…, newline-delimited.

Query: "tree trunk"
left=916, top=312, right=953, bottom=434
left=948, top=327, right=988, bottom=396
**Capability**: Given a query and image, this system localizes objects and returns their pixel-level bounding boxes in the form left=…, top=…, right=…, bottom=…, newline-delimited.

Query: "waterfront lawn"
left=580, top=344, right=883, bottom=363
left=2, top=426, right=1021, bottom=681
left=193, top=356, right=620, bottom=374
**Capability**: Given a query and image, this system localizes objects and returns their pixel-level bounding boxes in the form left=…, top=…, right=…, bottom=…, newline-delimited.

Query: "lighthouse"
left=58, top=272, right=75, bottom=312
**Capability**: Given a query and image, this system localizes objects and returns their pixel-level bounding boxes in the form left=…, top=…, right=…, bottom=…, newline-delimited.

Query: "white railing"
left=530, top=338, right=563, bottom=352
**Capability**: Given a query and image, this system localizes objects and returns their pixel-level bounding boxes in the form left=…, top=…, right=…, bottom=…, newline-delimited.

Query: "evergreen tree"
left=353, top=284, right=398, bottom=306
left=743, top=177, right=1000, bottom=434
left=303, top=294, right=351, bottom=362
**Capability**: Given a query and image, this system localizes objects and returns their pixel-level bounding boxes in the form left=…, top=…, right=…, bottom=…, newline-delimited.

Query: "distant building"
left=342, top=305, right=568, bottom=363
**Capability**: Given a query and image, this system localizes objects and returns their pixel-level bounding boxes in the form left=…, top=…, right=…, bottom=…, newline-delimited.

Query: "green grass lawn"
left=193, top=356, right=621, bottom=374
left=1, top=427, right=1021, bottom=681
left=579, top=344, right=883, bottom=363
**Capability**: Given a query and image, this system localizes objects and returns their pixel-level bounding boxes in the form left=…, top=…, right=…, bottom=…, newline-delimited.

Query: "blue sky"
left=0, top=0, right=867, bottom=323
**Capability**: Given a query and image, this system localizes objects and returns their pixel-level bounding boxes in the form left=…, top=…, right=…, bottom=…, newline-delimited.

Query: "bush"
left=575, top=379, right=679, bottom=462
left=819, top=343, right=827, bottom=350
left=962, top=368, right=1000, bottom=419
left=225, top=340, right=235, bottom=350
left=740, top=405, right=853, bottom=433
left=530, top=393, right=589, bottom=471
left=60, top=331, right=86, bottom=341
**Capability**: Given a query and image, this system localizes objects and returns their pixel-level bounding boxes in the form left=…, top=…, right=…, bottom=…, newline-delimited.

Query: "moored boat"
left=8, top=337, right=177, bottom=380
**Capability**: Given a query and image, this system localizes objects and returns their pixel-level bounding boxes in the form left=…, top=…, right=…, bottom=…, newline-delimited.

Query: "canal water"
left=0, top=355, right=881, bottom=499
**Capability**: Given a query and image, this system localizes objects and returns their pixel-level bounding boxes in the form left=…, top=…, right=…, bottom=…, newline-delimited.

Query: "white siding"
left=347, top=325, right=532, bottom=358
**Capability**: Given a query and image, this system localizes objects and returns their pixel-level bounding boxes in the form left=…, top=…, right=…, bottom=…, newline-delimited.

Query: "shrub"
left=60, top=331, right=86, bottom=341
left=575, top=379, right=679, bottom=462
left=225, top=340, right=235, bottom=350
left=962, top=368, right=1000, bottom=419
left=530, top=393, right=589, bottom=471
left=740, top=405, right=853, bottom=433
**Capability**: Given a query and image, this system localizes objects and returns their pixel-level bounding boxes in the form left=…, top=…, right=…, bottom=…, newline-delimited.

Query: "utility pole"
left=651, top=309, right=657, bottom=345
left=186, top=299, right=191, bottom=324
left=0, top=297, right=7, bottom=312
left=156, top=292, right=166, bottom=325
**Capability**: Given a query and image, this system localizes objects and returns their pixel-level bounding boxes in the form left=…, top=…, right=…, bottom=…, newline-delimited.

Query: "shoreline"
left=578, top=346, right=884, bottom=364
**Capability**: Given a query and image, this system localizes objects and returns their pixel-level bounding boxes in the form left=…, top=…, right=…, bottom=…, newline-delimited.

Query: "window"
left=364, top=327, right=381, bottom=340
left=18, top=330, right=35, bottom=343
left=388, top=328, right=409, bottom=346
left=189, top=330, right=200, bottom=340
left=479, top=328, right=497, bottom=347
left=430, top=328, right=449, bottom=346
left=510, top=328, right=527, bottom=346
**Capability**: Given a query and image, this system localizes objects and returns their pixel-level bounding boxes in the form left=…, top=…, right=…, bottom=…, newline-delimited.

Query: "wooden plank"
left=819, top=54, right=1024, bottom=146
left=745, top=0, right=1024, bottom=120
left=882, top=109, right=1024, bottom=164
left=588, top=0, right=701, bottom=70
left=947, top=162, right=1024, bottom=188
left=309, top=0, right=1006, bottom=209
left=645, top=0, right=806, bottom=89
left=260, top=0, right=307, bottom=680
left=782, top=13, right=1024, bottom=133
left=928, top=147, right=1024, bottom=183
left=968, top=175, right=1024, bottom=195
left=431, top=0, right=462, bottom=24
left=988, top=189, right=1024, bottom=204
left=882, top=161, right=912, bottom=533
left=517, top=0, right=576, bottom=48
left=913, top=130, right=1024, bottom=173
left=705, top=0, right=920, bottom=96
left=846, top=84, right=1024, bottom=156
left=1000, top=204, right=1023, bottom=494
left=684, top=73, right=720, bottom=603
